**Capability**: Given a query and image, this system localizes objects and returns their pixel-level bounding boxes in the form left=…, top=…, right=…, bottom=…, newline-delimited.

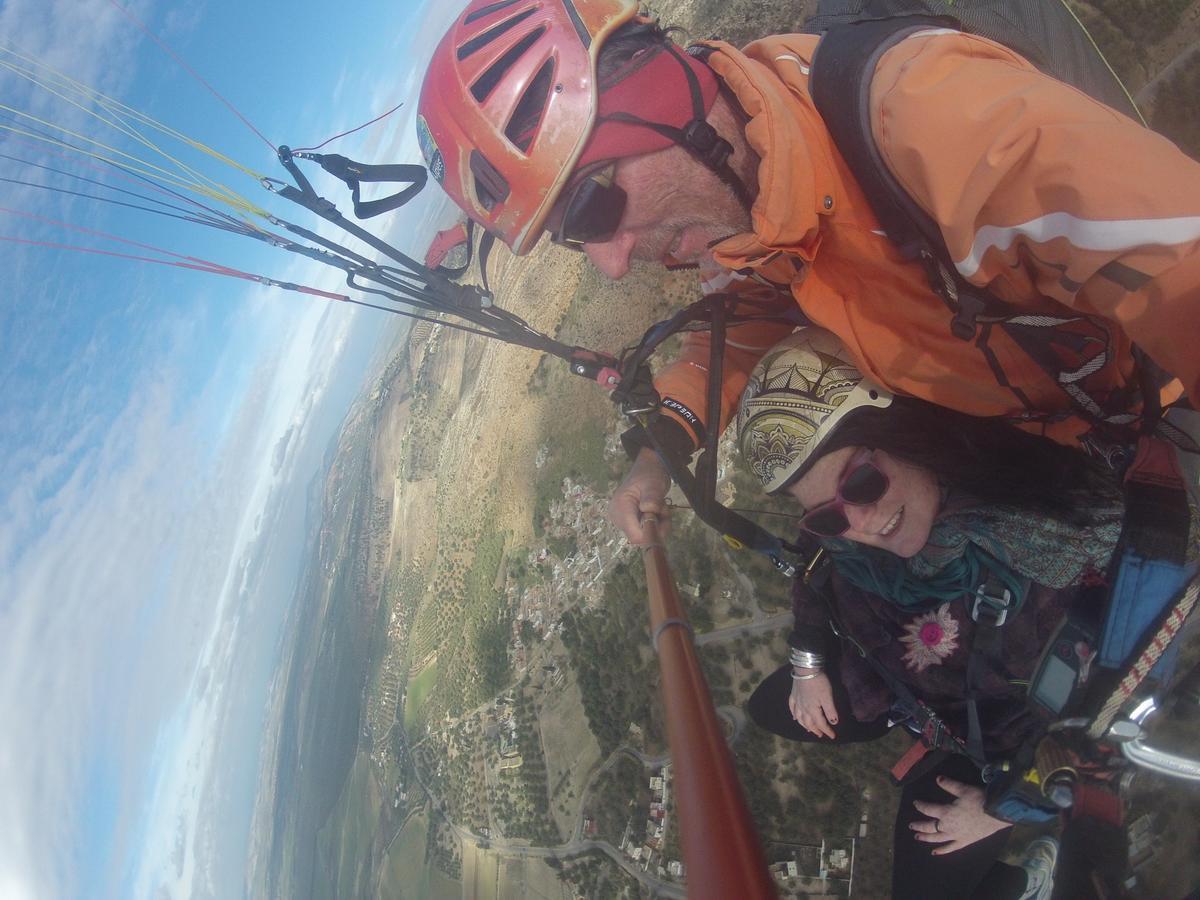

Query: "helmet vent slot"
left=463, top=0, right=524, bottom=26
left=504, top=59, right=555, bottom=153
left=458, top=7, right=538, bottom=61
left=560, top=0, right=591, bottom=49
left=469, top=25, right=546, bottom=102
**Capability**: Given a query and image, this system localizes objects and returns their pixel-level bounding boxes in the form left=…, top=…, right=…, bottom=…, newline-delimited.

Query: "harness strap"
left=639, top=417, right=801, bottom=573
left=476, top=228, right=496, bottom=296
left=1087, top=570, right=1200, bottom=741
left=890, top=739, right=932, bottom=782
left=1122, top=434, right=1192, bottom=564
left=694, top=293, right=727, bottom=506
left=809, top=16, right=1178, bottom=449
left=965, top=571, right=1018, bottom=764
left=810, top=559, right=987, bottom=770
left=598, top=44, right=754, bottom=209
left=294, top=152, right=427, bottom=219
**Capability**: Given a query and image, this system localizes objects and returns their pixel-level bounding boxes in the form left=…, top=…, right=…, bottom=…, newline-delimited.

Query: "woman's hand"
left=788, top=670, right=839, bottom=739
left=909, top=777, right=1009, bottom=854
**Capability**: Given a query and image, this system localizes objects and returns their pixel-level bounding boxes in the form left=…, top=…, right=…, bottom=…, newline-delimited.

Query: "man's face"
left=578, top=143, right=751, bottom=280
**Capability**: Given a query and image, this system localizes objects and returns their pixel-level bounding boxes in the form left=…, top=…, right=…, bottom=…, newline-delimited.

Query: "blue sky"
left=0, top=1, right=464, bottom=897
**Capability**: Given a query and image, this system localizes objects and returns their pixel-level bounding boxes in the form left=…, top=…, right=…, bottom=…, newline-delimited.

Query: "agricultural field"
left=404, top=660, right=439, bottom=735
left=377, top=812, right=462, bottom=900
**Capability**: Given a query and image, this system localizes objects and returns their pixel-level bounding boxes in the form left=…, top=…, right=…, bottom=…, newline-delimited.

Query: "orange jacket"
left=652, top=30, right=1200, bottom=456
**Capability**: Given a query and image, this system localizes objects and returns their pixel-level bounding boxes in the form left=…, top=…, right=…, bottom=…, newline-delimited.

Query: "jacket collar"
left=700, top=38, right=839, bottom=271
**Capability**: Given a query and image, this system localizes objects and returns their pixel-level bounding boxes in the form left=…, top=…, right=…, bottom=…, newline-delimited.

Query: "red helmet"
left=417, top=0, right=640, bottom=256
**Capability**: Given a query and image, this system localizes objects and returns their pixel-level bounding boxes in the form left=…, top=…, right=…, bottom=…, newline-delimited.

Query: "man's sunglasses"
left=799, top=450, right=890, bottom=537
left=548, top=163, right=626, bottom=249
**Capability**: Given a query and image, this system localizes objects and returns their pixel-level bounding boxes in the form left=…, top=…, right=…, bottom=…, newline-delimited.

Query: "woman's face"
left=786, top=446, right=941, bottom=558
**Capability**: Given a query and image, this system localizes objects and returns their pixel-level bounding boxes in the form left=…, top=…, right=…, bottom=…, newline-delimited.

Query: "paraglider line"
left=293, top=102, right=405, bottom=154
left=103, top=0, right=277, bottom=153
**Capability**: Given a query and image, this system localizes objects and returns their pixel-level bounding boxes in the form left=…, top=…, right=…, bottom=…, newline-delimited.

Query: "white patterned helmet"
left=737, top=329, right=894, bottom=494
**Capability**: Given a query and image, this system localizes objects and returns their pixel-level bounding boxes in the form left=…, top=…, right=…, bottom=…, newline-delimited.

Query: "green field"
left=377, top=812, right=461, bottom=900
left=404, top=661, right=439, bottom=736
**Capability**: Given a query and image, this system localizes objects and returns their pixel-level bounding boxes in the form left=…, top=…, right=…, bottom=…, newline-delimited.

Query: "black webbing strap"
left=809, top=13, right=1020, bottom=344
left=807, top=558, right=986, bottom=770
left=596, top=44, right=754, bottom=209
left=964, top=570, right=1021, bottom=764
left=627, top=293, right=805, bottom=575
left=809, top=16, right=1182, bottom=447
left=809, top=16, right=964, bottom=285
left=272, top=151, right=435, bottom=277
left=645, top=425, right=802, bottom=571
left=693, top=293, right=727, bottom=505
left=477, top=229, right=496, bottom=296
left=296, top=152, right=427, bottom=219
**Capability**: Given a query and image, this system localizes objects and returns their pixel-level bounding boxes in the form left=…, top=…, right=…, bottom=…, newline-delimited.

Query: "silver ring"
left=934, top=820, right=941, bottom=833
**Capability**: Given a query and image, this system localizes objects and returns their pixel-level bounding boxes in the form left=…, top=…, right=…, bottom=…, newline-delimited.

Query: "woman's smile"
left=788, top=447, right=941, bottom=557
left=878, top=506, right=904, bottom=537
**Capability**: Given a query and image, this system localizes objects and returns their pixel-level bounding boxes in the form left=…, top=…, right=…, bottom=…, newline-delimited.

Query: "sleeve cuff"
left=788, top=624, right=833, bottom=657
left=619, top=416, right=696, bottom=467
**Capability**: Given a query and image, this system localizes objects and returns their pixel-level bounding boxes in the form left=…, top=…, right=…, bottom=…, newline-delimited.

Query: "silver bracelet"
left=789, top=649, right=825, bottom=669
left=790, top=669, right=824, bottom=681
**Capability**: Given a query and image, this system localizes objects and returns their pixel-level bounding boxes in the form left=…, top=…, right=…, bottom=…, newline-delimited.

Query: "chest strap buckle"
left=972, top=581, right=1013, bottom=627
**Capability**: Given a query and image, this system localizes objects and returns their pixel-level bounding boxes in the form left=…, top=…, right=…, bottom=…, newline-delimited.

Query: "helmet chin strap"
left=597, top=44, right=754, bottom=210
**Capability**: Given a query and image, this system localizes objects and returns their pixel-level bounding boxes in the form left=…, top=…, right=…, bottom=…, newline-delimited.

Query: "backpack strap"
left=965, top=570, right=1021, bottom=764
left=809, top=17, right=1176, bottom=447
left=809, top=15, right=1007, bottom=342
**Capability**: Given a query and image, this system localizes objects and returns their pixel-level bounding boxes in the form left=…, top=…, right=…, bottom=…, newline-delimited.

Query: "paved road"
left=695, top=610, right=791, bottom=645
left=446, top=816, right=686, bottom=898
left=398, top=553, right=785, bottom=895
left=405, top=734, right=687, bottom=897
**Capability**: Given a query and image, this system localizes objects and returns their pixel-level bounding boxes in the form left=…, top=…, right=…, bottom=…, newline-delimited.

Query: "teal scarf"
left=824, top=491, right=1125, bottom=611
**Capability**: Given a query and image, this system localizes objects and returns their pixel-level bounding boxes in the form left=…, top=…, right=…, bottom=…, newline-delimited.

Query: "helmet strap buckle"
left=681, top=119, right=733, bottom=169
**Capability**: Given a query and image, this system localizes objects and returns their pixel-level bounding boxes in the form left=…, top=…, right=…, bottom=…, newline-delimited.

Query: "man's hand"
left=909, top=777, right=1010, bottom=854
left=788, top=671, right=839, bottom=739
left=609, top=448, right=672, bottom=545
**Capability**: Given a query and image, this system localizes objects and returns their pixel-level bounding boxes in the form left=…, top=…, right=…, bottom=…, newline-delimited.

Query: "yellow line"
left=0, top=42, right=269, bottom=179
left=1055, top=0, right=1147, bottom=126
left=0, top=120, right=270, bottom=217
left=0, top=44, right=272, bottom=212
left=0, top=54, right=264, bottom=206
left=0, top=59, right=251, bottom=211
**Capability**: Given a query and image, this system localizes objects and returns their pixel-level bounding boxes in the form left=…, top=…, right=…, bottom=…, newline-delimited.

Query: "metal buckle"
left=972, top=583, right=1012, bottom=626
left=802, top=547, right=827, bottom=584
left=771, top=554, right=797, bottom=579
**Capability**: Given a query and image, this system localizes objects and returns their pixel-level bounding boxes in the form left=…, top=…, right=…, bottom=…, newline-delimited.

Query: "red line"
left=103, top=0, right=277, bottom=153
left=3, top=204, right=196, bottom=259
left=0, top=234, right=350, bottom=302
left=293, top=101, right=405, bottom=153
left=2, top=234, right=231, bottom=271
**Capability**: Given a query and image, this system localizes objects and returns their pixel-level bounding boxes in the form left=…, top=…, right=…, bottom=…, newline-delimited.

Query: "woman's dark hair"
left=818, top=397, right=1121, bottom=526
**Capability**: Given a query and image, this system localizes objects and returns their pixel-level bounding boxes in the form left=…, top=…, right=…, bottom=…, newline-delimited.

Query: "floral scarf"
left=823, top=488, right=1125, bottom=611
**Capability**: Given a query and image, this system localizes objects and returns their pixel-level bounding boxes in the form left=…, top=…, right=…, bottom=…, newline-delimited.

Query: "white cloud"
left=0, top=2, right=456, bottom=897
